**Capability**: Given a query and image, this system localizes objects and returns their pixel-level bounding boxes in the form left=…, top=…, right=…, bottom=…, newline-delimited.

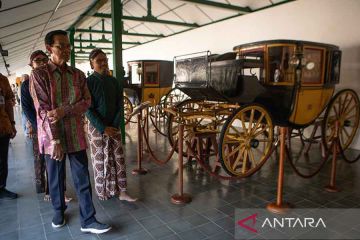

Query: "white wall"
left=123, top=0, right=360, bottom=149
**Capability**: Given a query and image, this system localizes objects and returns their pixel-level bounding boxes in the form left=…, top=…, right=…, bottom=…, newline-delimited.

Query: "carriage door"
left=289, top=46, right=333, bottom=125
left=143, top=62, right=160, bottom=106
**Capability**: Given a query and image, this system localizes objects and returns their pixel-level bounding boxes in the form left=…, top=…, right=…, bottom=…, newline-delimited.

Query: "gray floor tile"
left=2, top=111, right=360, bottom=240
left=19, top=224, right=46, bottom=240
left=147, top=225, right=174, bottom=239
left=178, top=228, right=207, bottom=240
left=46, top=230, right=73, bottom=240
left=0, top=231, right=19, bottom=240
left=196, top=222, right=223, bottom=237
left=138, top=215, right=165, bottom=230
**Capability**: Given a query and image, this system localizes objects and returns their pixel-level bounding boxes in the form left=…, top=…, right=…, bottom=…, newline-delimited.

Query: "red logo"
left=237, top=213, right=258, bottom=233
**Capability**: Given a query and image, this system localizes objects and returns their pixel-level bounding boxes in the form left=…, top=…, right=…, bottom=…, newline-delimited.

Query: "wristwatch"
left=50, top=139, right=61, bottom=145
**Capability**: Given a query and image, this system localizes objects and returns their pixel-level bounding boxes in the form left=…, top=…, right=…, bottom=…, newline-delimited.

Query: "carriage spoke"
left=341, top=94, right=352, bottom=114
left=332, top=103, right=339, bottom=117
left=340, top=131, right=345, bottom=146
left=231, top=146, right=245, bottom=170
left=241, top=150, right=249, bottom=174
left=248, top=149, right=257, bottom=167
left=342, top=127, right=351, bottom=138
left=345, top=114, right=357, bottom=120
left=248, top=109, right=255, bottom=134
left=253, top=127, right=268, bottom=138
left=230, top=126, right=242, bottom=136
left=344, top=103, right=357, bottom=117
left=240, top=113, right=247, bottom=132
left=251, top=113, right=265, bottom=135
left=226, top=144, right=243, bottom=159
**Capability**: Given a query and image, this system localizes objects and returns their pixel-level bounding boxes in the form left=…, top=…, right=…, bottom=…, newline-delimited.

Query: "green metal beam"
left=67, top=0, right=108, bottom=31
left=111, top=0, right=126, bottom=143
left=75, top=52, right=112, bottom=55
left=75, top=28, right=164, bottom=38
left=124, top=30, right=164, bottom=38
left=74, top=46, right=113, bottom=50
left=181, top=0, right=251, bottom=13
left=74, top=39, right=140, bottom=45
left=93, top=13, right=199, bottom=28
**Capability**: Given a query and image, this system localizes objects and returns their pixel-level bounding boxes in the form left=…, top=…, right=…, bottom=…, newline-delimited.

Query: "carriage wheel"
left=219, top=104, right=274, bottom=177
left=163, top=87, right=189, bottom=109
left=286, top=124, right=329, bottom=178
left=149, top=104, right=168, bottom=136
left=322, top=89, right=360, bottom=152
left=167, top=99, right=207, bottom=156
left=123, top=95, right=133, bottom=124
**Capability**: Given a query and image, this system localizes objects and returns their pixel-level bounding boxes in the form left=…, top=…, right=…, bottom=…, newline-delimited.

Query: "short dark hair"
left=45, top=30, right=68, bottom=45
left=29, top=50, right=48, bottom=65
left=89, top=48, right=106, bottom=61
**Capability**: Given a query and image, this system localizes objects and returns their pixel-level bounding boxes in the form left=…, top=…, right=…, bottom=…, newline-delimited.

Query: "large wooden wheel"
left=124, top=95, right=133, bottom=124
left=163, top=87, right=189, bottom=109
left=322, top=89, right=360, bottom=152
left=286, top=124, right=329, bottom=178
left=219, top=104, right=274, bottom=177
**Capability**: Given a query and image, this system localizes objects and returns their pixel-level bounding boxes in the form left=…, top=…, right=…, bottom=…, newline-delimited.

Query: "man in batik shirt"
left=30, top=30, right=110, bottom=234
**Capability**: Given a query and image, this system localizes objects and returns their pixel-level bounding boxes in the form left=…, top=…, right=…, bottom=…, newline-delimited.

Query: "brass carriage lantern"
left=137, top=63, right=143, bottom=81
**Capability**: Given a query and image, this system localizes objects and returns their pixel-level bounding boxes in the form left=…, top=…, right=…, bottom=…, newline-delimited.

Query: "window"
left=144, top=62, right=159, bottom=84
left=302, top=47, right=325, bottom=84
left=267, top=45, right=295, bottom=84
left=130, top=63, right=141, bottom=84
left=238, top=46, right=265, bottom=82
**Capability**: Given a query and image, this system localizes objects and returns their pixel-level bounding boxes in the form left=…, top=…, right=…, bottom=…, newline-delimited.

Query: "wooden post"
left=171, top=123, right=192, bottom=204
left=325, top=121, right=340, bottom=192
left=267, top=127, right=291, bottom=214
left=132, top=111, right=148, bottom=175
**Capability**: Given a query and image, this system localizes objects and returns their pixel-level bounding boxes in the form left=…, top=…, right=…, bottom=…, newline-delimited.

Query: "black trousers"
left=44, top=150, right=96, bottom=226
left=0, top=136, right=10, bottom=189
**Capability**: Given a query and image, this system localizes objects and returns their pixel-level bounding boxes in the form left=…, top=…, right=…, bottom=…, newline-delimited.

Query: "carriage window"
left=238, top=47, right=265, bottom=82
left=144, top=63, right=159, bottom=84
left=302, top=47, right=325, bottom=84
left=327, top=50, right=341, bottom=84
left=130, top=63, right=141, bottom=84
left=268, top=45, right=295, bottom=84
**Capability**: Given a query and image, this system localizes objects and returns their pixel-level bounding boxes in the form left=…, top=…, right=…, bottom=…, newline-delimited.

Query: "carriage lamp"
left=136, top=64, right=143, bottom=75
left=136, top=64, right=142, bottom=82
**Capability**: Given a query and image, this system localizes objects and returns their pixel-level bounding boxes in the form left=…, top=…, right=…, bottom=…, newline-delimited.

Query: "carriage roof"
left=233, top=39, right=339, bottom=51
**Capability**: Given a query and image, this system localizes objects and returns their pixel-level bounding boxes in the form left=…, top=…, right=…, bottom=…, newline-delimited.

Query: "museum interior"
left=0, top=0, right=360, bottom=239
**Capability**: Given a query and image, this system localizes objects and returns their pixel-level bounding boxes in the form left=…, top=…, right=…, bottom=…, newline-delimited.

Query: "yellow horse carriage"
left=166, top=40, right=360, bottom=178
left=124, top=60, right=173, bottom=126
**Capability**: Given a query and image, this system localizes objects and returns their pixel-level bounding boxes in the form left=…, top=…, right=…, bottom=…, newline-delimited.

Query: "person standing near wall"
left=0, top=72, right=18, bottom=199
left=30, top=30, right=110, bottom=234
left=86, top=48, right=137, bottom=202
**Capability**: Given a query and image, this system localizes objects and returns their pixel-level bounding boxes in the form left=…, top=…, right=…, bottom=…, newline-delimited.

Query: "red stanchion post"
left=267, top=127, right=291, bottom=214
left=325, top=121, right=340, bottom=192
left=144, top=107, right=149, bottom=152
left=132, top=111, right=148, bottom=175
left=171, top=123, right=192, bottom=204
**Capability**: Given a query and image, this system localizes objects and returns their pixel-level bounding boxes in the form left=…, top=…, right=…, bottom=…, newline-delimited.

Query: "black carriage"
left=169, top=40, right=359, bottom=177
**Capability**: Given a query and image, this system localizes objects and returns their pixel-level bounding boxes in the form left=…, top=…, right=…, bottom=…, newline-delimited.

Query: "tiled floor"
left=1, top=107, right=360, bottom=240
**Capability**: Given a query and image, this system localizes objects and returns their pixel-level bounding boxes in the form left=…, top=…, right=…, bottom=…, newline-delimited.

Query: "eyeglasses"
left=33, top=58, right=48, bottom=63
left=52, top=44, right=72, bottom=50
